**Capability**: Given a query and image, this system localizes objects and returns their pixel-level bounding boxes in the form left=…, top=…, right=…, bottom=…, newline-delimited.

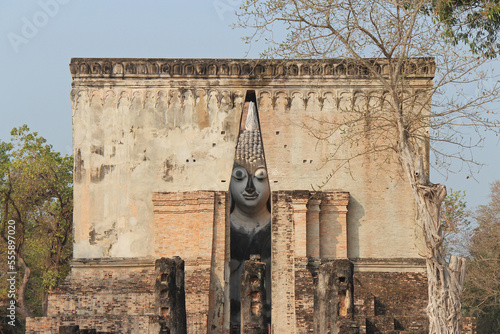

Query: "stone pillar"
left=241, top=256, right=267, bottom=334
left=334, top=196, right=349, bottom=259
left=291, top=191, right=309, bottom=258
left=155, top=257, right=187, bottom=334
left=319, top=193, right=337, bottom=259
left=208, top=191, right=230, bottom=333
left=319, top=193, right=349, bottom=259
left=271, top=191, right=296, bottom=334
left=306, top=196, right=321, bottom=258
left=314, top=260, right=354, bottom=334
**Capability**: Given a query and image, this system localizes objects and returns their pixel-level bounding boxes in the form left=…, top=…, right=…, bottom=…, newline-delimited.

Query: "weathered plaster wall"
left=70, top=58, right=434, bottom=261
left=257, top=87, right=429, bottom=261
left=71, top=77, right=243, bottom=258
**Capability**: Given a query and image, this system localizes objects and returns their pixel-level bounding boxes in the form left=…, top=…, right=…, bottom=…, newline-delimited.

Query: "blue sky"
left=1, top=0, right=499, bottom=209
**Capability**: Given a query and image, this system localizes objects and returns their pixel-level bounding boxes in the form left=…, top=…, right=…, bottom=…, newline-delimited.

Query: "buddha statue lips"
left=243, top=192, right=258, bottom=200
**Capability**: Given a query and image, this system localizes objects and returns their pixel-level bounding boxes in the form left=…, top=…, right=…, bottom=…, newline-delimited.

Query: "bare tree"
left=236, top=1, right=500, bottom=333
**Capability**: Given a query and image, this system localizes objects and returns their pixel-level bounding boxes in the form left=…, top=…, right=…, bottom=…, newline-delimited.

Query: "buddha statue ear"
left=229, top=162, right=238, bottom=213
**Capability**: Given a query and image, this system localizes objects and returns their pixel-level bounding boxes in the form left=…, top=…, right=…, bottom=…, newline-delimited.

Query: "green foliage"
left=442, top=189, right=468, bottom=232
left=0, top=125, right=73, bottom=323
left=431, top=0, right=500, bottom=57
left=440, top=189, right=471, bottom=257
left=439, top=186, right=500, bottom=332
left=440, top=185, right=500, bottom=332
left=463, top=181, right=500, bottom=333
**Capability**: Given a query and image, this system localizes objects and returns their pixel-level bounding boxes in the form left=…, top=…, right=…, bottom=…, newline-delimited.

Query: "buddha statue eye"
left=254, top=168, right=267, bottom=181
left=232, top=167, right=247, bottom=181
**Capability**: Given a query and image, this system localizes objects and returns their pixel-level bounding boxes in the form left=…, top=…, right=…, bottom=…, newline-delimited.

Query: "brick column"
left=152, top=191, right=216, bottom=334
left=314, top=260, right=354, bottom=334
left=334, top=196, right=349, bottom=259
left=292, top=191, right=314, bottom=333
left=208, top=191, right=230, bottom=333
left=291, top=191, right=309, bottom=258
left=319, top=192, right=349, bottom=259
left=241, top=258, right=267, bottom=334
left=306, top=196, right=321, bottom=258
left=319, top=193, right=336, bottom=259
left=155, top=257, right=187, bottom=334
left=271, top=191, right=296, bottom=334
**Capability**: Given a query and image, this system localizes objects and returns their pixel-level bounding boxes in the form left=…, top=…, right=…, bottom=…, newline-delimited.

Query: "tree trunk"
left=42, top=290, right=49, bottom=316
left=417, top=188, right=466, bottom=334
left=16, top=252, right=33, bottom=318
left=400, top=145, right=466, bottom=334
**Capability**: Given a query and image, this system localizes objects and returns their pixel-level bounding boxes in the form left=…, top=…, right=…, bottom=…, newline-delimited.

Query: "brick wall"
left=153, top=191, right=217, bottom=260
left=26, top=260, right=159, bottom=333
left=28, top=187, right=442, bottom=334
left=208, top=191, right=230, bottom=332
left=294, top=257, right=315, bottom=333
left=354, top=271, right=428, bottom=333
left=271, top=191, right=349, bottom=334
left=184, top=261, right=211, bottom=333
left=153, top=191, right=230, bottom=333
left=320, top=193, right=349, bottom=259
left=27, top=315, right=154, bottom=333
left=271, top=191, right=297, bottom=333
left=47, top=265, right=157, bottom=317
left=70, top=59, right=429, bottom=261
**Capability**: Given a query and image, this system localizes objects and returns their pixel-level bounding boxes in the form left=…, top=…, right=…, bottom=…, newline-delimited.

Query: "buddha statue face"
left=230, top=163, right=270, bottom=215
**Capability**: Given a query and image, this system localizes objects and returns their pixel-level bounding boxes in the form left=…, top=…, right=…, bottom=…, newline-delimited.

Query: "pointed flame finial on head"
left=245, top=102, right=259, bottom=131
left=235, top=101, right=265, bottom=174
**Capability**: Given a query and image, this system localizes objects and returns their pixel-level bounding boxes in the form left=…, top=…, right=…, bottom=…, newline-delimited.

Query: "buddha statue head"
left=229, top=102, right=270, bottom=217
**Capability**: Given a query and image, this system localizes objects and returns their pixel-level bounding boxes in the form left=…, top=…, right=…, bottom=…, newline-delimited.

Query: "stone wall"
left=26, top=258, right=159, bottom=333
left=353, top=270, right=429, bottom=333
left=294, top=258, right=316, bottom=333
left=70, top=58, right=433, bottom=261
left=48, top=260, right=157, bottom=317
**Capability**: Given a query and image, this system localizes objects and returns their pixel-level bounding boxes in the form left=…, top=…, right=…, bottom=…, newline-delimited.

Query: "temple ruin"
left=27, top=58, right=442, bottom=333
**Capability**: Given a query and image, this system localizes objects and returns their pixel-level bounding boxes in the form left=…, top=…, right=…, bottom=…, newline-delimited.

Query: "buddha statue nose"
left=245, top=177, right=255, bottom=194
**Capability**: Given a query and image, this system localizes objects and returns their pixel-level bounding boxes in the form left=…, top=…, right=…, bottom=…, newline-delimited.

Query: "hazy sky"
left=1, top=0, right=499, bottom=208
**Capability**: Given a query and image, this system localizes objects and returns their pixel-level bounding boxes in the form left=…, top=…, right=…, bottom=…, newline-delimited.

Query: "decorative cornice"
left=352, top=258, right=426, bottom=273
left=69, top=58, right=435, bottom=80
left=71, top=257, right=156, bottom=268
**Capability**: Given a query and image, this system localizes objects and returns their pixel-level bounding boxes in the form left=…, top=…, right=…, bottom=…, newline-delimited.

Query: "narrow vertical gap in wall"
left=227, top=89, right=272, bottom=333
left=245, top=90, right=257, bottom=102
